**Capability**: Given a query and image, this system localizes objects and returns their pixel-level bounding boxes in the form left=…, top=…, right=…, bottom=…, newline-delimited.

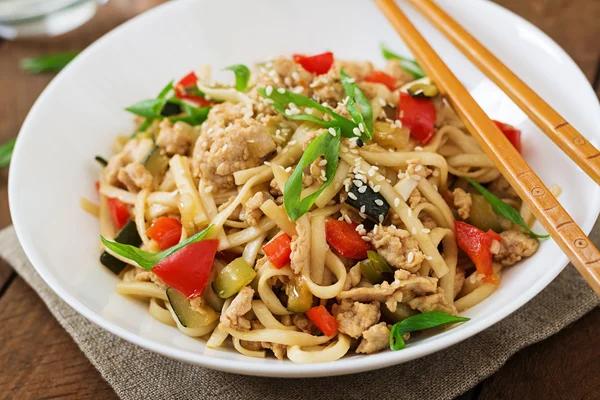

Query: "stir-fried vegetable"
left=390, top=311, right=469, bottom=350
left=0, top=137, right=16, bottom=168
left=143, top=146, right=170, bottom=184
left=107, top=198, right=130, bottom=231
left=468, top=194, right=503, bottom=233
left=174, top=71, right=212, bottom=107
left=341, top=69, right=374, bottom=140
left=94, top=155, right=108, bottom=167
left=283, top=129, right=340, bottom=220
left=286, top=277, right=313, bottom=313
left=293, top=52, right=334, bottom=75
left=399, top=92, right=437, bottom=144
left=454, top=221, right=501, bottom=284
left=306, top=305, right=338, bottom=336
left=493, top=120, right=522, bottom=153
left=325, top=219, right=371, bottom=260
left=100, top=221, right=142, bottom=275
left=21, top=52, right=78, bottom=73
left=364, top=70, right=397, bottom=91
left=213, top=258, right=256, bottom=299
left=407, top=83, right=439, bottom=99
left=380, top=43, right=425, bottom=79
left=344, top=182, right=390, bottom=223
left=166, top=288, right=219, bottom=328
left=146, top=216, right=182, bottom=250
left=224, top=64, right=251, bottom=92
left=360, top=251, right=393, bottom=284
left=257, top=87, right=358, bottom=139
left=464, top=176, right=549, bottom=238
left=263, top=233, right=293, bottom=269
left=382, top=303, right=418, bottom=323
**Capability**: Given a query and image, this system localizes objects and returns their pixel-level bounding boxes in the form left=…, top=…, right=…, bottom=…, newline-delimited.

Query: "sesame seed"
left=285, top=166, right=292, bottom=172
left=264, top=161, right=271, bottom=166
left=328, top=127, right=337, bottom=136
left=277, top=88, right=286, bottom=94
left=394, top=198, right=400, bottom=207
left=222, top=144, right=228, bottom=151
left=422, top=228, right=431, bottom=233
left=265, top=85, right=273, bottom=96
left=341, top=146, right=349, bottom=153
left=292, top=72, right=300, bottom=81
left=358, top=185, right=367, bottom=193
left=362, top=236, right=372, bottom=242
left=353, top=127, right=361, bottom=136
left=414, top=146, right=423, bottom=151
left=360, top=205, right=366, bottom=213
left=398, top=172, right=406, bottom=179
left=376, top=175, right=385, bottom=182
left=346, top=78, right=355, bottom=83
left=355, top=173, right=365, bottom=181
left=322, top=176, right=328, bottom=181
left=318, top=159, right=328, bottom=166
left=426, top=256, right=433, bottom=260
left=411, top=175, right=422, bottom=181
left=415, top=165, right=422, bottom=172
left=432, top=170, right=440, bottom=177
left=379, top=214, right=384, bottom=223
left=355, top=224, right=364, bottom=232
left=288, top=140, right=297, bottom=145
left=343, top=214, right=352, bottom=223
left=411, top=227, right=417, bottom=234
left=350, top=149, right=359, bottom=154
left=378, top=98, right=386, bottom=106
left=204, top=185, right=213, bottom=193
left=373, top=185, right=381, bottom=193
left=368, top=168, right=375, bottom=177
left=375, top=199, right=384, bottom=206
left=407, top=252, right=414, bottom=263
left=407, top=208, right=412, bottom=217
left=353, top=179, right=363, bottom=187
left=348, top=192, right=358, bottom=200
left=359, top=123, right=365, bottom=133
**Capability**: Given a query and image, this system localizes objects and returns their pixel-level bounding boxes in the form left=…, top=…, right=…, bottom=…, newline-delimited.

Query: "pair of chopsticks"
left=374, top=0, right=600, bottom=297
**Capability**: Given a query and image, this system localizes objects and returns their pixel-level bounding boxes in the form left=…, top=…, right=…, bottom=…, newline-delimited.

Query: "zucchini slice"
left=345, top=182, right=390, bottom=224
left=213, top=258, right=256, bottom=299
left=166, top=288, right=219, bottom=328
left=100, top=221, right=142, bottom=275
left=286, top=276, right=313, bottom=313
left=143, top=146, right=170, bottom=183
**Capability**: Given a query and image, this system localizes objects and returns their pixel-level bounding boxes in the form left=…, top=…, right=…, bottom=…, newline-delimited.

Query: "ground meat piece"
left=191, top=102, right=277, bottom=191
left=310, top=60, right=373, bottom=105
left=493, top=230, right=539, bottom=266
left=302, top=128, right=323, bottom=151
left=420, top=213, right=438, bottom=230
left=367, top=225, right=425, bottom=272
left=241, top=191, right=273, bottom=226
left=290, top=218, right=310, bottom=274
left=241, top=320, right=287, bottom=359
left=408, top=289, right=457, bottom=315
left=337, top=60, right=375, bottom=81
left=292, top=313, right=318, bottom=334
left=255, top=56, right=314, bottom=96
left=454, top=268, right=466, bottom=299
left=357, top=82, right=397, bottom=105
left=488, top=175, right=520, bottom=203
left=406, top=158, right=432, bottom=179
left=189, top=296, right=210, bottom=315
left=156, top=119, right=194, bottom=155
left=408, top=188, right=426, bottom=208
left=452, top=188, right=473, bottom=220
left=117, top=162, right=153, bottom=193
left=104, top=138, right=150, bottom=186
left=219, top=286, right=254, bottom=331
left=269, top=178, right=283, bottom=197
left=338, top=269, right=438, bottom=311
left=332, top=299, right=380, bottom=339
left=384, top=60, right=417, bottom=86
left=356, top=322, right=390, bottom=354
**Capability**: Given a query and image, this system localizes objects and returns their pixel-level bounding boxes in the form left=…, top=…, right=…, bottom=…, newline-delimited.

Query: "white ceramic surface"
left=9, top=0, right=600, bottom=377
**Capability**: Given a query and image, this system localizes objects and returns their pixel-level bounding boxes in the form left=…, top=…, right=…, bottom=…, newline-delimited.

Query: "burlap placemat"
left=0, top=225, right=597, bottom=400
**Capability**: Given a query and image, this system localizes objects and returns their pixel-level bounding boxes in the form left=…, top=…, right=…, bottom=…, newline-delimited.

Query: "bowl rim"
left=8, top=0, right=600, bottom=377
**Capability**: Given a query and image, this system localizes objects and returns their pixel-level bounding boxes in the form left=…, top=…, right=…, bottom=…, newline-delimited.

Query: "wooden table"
left=0, top=1, right=599, bottom=398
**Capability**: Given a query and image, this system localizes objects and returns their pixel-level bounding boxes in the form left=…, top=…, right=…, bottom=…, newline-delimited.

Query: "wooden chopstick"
left=407, top=0, right=600, bottom=186
left=374, top=0, right=600, bottom=297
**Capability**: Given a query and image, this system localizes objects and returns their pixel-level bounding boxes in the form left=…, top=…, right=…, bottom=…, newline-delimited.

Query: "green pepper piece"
left=287, top=277, right=313, bottom=313
left=468, top=194, right=503, bottom=233
left=382, top=302, right=418, bottom=323
left=360, top=251, right=394, bottom=284
left=407, top=83, right=439, bottom=98
left=213, top=258, right=256, bottom=299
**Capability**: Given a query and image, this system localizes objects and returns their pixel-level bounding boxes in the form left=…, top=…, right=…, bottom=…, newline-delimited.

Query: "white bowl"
left=9, top=0, right=600, bottom=377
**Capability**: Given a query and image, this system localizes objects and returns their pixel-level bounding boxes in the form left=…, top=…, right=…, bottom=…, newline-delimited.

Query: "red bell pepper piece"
left=325, top=219, right=371, bottom=260
left=146, top=217, right=182, bottom=250
left=263, top=233, right=292, bottom=269
left=454, top=221, right=501, bottom=285
left=292, top=52, right=334, bottom=75
left=107, top=198, right=129, bottom=231
left=399, top=92, right=437, bottom=144
left=493, top=120, right=522, bottom=153
left=364, top=71, right=397, bottom=91
left=152, top=239, right=219, bottom=298
left=306, top=305, right=338, bottom=337
left=175, top=71, right=212, bottom=107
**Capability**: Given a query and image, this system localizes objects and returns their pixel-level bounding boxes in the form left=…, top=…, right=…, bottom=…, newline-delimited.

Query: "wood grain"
left=0, top=1, right=598, bottom=399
